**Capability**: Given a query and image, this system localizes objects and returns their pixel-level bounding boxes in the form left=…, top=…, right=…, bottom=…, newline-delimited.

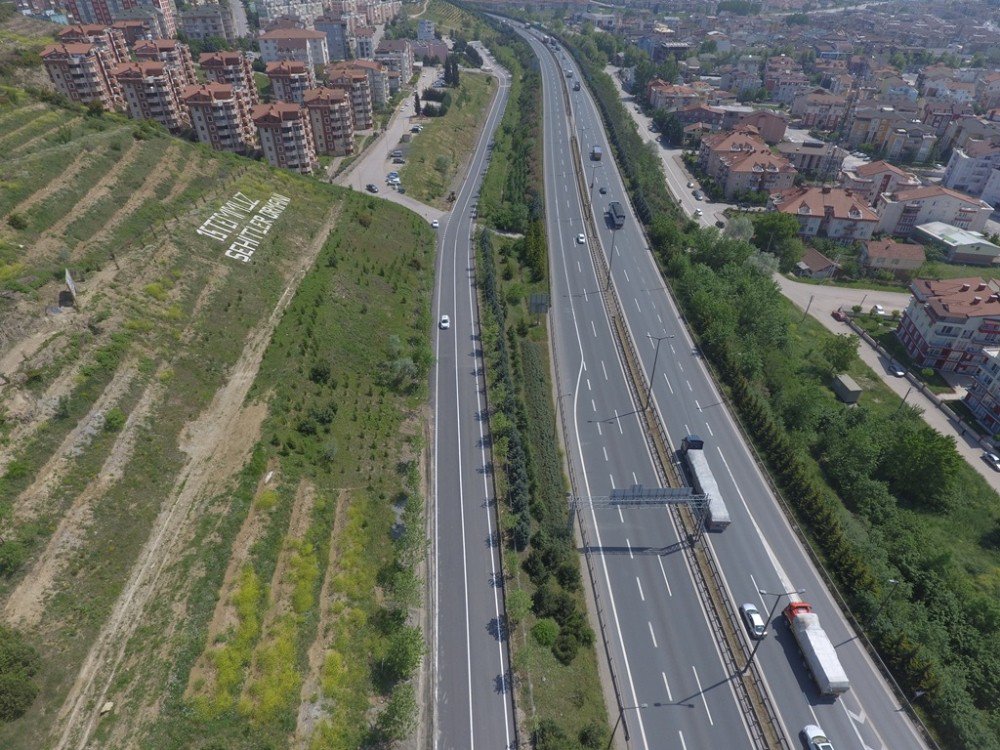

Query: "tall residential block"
left=114, top=60, right=189, bottom=132
left=56, top=23, right=129, bottom=63
left=41, top=42, right=121, bottom=110
left=266, top=59, right=315, bottom=104
left=181, top=83, right=258, bottom=154
left=326, top=65, right=372, bottom=130
left=200, top=50, right=259, bottom=105
left=303, top=86, right=354, bottom=156
left=252, top=102, right=317, bottom=174
left=258, top=27, right=328, bottom=68
left=134, top=38, right=197, bottom=86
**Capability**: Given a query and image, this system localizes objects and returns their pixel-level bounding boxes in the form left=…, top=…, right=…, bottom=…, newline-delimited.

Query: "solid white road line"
left=657, top=556, right=673, bottom=597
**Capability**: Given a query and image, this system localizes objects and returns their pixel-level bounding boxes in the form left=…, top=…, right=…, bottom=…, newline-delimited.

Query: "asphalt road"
left=530, top=27, right=930, bottom=750
left=520, top=28, right=757, bottom=749
left=430, top=45, right=516, bottom=750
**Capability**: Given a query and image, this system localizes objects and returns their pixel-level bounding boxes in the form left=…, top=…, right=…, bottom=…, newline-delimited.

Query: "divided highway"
left=520, top=24, right=931, bottom=750
left=431, top=51, right=516, bottom=750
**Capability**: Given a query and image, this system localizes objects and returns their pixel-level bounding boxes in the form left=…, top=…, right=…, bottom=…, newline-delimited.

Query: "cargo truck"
left=607, top=201, right=626, bottom=229
left=679, top=435, right=731, bottom=530
left=590, top=145, right=602, bottom=161
left=783, top=601, right=851, bottom=696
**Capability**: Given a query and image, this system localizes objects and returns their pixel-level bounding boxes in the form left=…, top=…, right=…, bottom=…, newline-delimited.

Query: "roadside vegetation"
left=550, top=24, right=1000, bottom=749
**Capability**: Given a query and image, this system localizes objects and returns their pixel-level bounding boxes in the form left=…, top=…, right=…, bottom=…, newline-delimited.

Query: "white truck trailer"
left=679, top=435, right=731, bottom=531
left=784, top=601, right=851, bottom=696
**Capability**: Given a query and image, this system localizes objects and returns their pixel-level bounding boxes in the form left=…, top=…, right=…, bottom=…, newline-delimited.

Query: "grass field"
left=400, top=72, right=495, bottom=207
left=0, top=87, right=433, bottom=750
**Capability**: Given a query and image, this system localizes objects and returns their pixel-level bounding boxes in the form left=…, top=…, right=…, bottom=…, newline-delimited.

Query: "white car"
left=439, top=314, right=450, bottom=330
left=982, top=451, right=1000, bottom=471
left=801, top=724, right=835, bottom=750
left=739, top=603, right=766, bottom=639
left=686, top=181, right=695, bottom=188
left=576, top=233, right=586, bottom=245
left=694, top=208, right=703, bottom=217
left=431, top=219, right=440, bottom=228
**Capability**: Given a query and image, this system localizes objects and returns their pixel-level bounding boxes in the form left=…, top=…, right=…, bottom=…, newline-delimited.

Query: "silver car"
left=801, top=724, right=835, bottom=750
left=739, top=603, right=766, bottom=639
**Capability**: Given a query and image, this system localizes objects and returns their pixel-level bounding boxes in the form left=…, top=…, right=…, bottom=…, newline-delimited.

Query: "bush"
left=0, top=626, right=40, bottom=723
left=531, top=618, right=559, bottom=647
left=7, top=213, right=27, bottom=231
left=103, top=407, right=126, bottom=432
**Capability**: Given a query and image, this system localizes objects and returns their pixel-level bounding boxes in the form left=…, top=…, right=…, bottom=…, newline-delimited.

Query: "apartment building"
left=411, top=39, right=449, bottom=65
left=133, top=39, right=197, bottom=87
left=56, top=23, right=128, bottom=63
left=776, top=140, right=847, bottom=180
left=897, top=277, right=1000, bottom=374
left=698, top=126, right=797, bottom=198
left=646, top=79, right=701, bottom=111
left=859, top=238, right=925, bottom=277
left=257, top=0, right=324, bottom=25
left=41, top=42, right=121, bottom=109
left=417, top=18, right=435, bottom=41
left=181, top=83, right=258, bottom=154
left=326, top=65, right=373, bottom=130
left=374, top=38, right=413, bottom=80
left=942, top=139, right=1000, bottom=206
left=259, top=28, right=329, bottom=68
left=769, top=186, right=879, bottom=242
left=199, top=50, right=259, bottom=104
left=314, top=13, right=356, bottom=62
left=915, top=222, right=1000, bottom=266
left=179, top=3, right=236, bottom=44
left=839, top=160, right=921, bottom=205
left=875, top=185, right=993, bottom=236
left=790, top=90, right=848, bottom=131
left=266, top=60, right=315, bottom=104
left=252, top=102, right=317, bottom=174
left=303, top=86, right=354, bottom=156
left=354, top=26, right=375, bottom=59
left=338, top=59, right=389, bottom=108
left=964, top=347, right=1000, bottom=435
left=66, top=0, right=176, bottom=36
left=114, top=60, right=189, bottom=132
left=727, top=109, right=786, bottom=144
left=110, top=19, right=151, bottom=45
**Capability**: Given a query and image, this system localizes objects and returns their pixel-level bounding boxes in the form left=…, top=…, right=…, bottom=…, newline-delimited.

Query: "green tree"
left=750, top=211, right=801, bottom=252
left=381, top=625, right=424, bottom=685
left=879, top=422, right=961, bottom=510
left=820, top=333, right=859, bottom=373
left=724, top=214, right=755, bottom=243
left=0, top=626, right=39, bottom=723
left=376, top=682, right=417, bottom=742
left=413, top=90, right=421, bottom=116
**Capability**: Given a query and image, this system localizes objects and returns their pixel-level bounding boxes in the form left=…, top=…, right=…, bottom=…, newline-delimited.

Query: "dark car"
left=366, top=183, right=379, bottom=193
left=599, top=186, right=607, bottom=195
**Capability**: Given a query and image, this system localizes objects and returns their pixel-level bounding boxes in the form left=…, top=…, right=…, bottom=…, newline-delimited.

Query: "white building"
left=259, top=28, right=329, bottom=68
left=875, top=185, right=993, bottom=237
left=942, top=139, right=1000, bottom=208
left=915, top=222, right=1000, bottom=266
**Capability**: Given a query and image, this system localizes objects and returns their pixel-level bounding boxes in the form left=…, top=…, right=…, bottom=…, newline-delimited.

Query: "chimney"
left=977, top=283, right=987, bottom=291
left=973, top=296, right=982, bottom=304
left=990, top=294, right=1000, bottom=302
left=822, top=186, right=831, bottom=194
left=960, top=283, right=971, bottom=292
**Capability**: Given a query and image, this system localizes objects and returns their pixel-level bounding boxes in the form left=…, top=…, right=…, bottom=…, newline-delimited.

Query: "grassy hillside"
left=0, top=86, right=434, bottom=749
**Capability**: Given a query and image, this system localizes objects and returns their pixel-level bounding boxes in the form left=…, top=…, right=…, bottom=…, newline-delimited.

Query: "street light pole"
left=865, top=578, right=901, bottom=629
left=606, top=226, right=618, bottom=290
left=645, top=333, right=676, bottom=411
left=607, top=702, right=647, bottom=749
left=743, top=587, right=805, bottom=674
left=895, top=386, right=914, bottom=414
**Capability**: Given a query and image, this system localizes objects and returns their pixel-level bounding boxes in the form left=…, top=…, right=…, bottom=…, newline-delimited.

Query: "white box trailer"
left=784, top=601, right=851, bottom=696
left=680, top=435, right=731, bottom=531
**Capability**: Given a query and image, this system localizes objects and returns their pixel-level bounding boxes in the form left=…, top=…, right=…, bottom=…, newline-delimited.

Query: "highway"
left=522, top=25, right=931, bottom=750
left=430, top=45, right=516, bottom=750
left=520, top=28, right=758, bottom=748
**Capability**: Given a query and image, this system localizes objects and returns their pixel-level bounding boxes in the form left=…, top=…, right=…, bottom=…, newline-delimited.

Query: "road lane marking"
left=613, top=409, right=623, bottom=434
left=591, top=320, right=597, bottom=337
left=636, top=577, right=645, bottom=601
left=617, top=506, right=624, bottom=523
left=577, top=261, right=582, bottom=272
left=657, top=556, right=673, bottom=596
left=706, top=422, right=714, bottom=436
left=686, top=380, right=692, bottom=391
left=692, top=666, right=714, bottom=725
left=664, top=374, right=673, bottom=394
left=677, top=361, right=683, bottom=372
left=586, top=378, right=591, bottom=391
left=591, top=399, right=597, bottom=412
left=609, top=474, right=616, bottom=489
left=623, top=269, right=630, bottom=282
left=647, top=621, right=657, bottom=647
left=632, top=472, right=638, bottom=484
left=695, top=399, right=701, bottom=411
left=669, top=343, right=675, bottom=354
left=603, top=446, right=609, bottom=462
left=601, top=360, right=608, bottom=380
left=626, top=538, right=633, bottom=558
left=596, top=422, right=602, bottom=436
left=657, top=313, right=662, bottom=324
left=662, top=671, right=674, bottom=701
left=678, top=732, right=687, bottom=750
left=684, top=424, right=691, bottom=435
left=634, top=297, right=641, bottom=313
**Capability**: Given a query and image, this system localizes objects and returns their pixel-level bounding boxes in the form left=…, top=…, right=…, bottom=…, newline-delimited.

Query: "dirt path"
left=26, top=141, right=141, bottom=264
left=292, top=489, right=347, bottom=747
left=2, top=149, right=91, bottom=221
left=3, top=376, right=165, bottom=628
left=7, top=117, right=83, bottom=157
left=52, top=202, right=343, bottom=750
left=0, top=108, right=55, bottom=151
left=71, top=144, right=181, bottom=262
left=5, top=359, right=138, bottom=531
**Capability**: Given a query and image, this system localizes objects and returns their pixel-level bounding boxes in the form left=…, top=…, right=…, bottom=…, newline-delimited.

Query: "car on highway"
left=694, top=208, right=703, bottom=217
left=801, top=724, right=835, bottom=750
left=366, top=183, right=379, bottom=193
left=599, top=186, right=607, bottom=194
left=982, top=451, right=1000, bottom=471
left=576, top=233, right=586, bottom=245
left=739, top=603, right=767, bottom=639
left=439, top=314, right=450, bottom=330
left=431, top=219, right=439, bottom=228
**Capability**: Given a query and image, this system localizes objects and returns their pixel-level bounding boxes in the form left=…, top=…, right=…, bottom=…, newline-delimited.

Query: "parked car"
left=431, top=219, right=440, bottom=228
left=831, top=309, right=847, bottom=322
left=687, top=181, right=695, bottom=188
left=872, top=303, right=886, bottom=316
left=694, top=208, right=703, bottom=217
left=693, top=190, right=704, bottom=200
left=739, top=603, right=767, bottom=639
left=393, top=157, right=406, bottom=164
left=801, top=725, right=835, bottom=750
left=982, top=451, right=1000, bottom=471
left=889, top=362, right=906, bottom=377
left=366, top=183, right=379, bottom=193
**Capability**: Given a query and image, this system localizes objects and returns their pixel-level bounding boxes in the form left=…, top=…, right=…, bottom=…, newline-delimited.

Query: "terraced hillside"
left=0, top=94, right=434, bottom=749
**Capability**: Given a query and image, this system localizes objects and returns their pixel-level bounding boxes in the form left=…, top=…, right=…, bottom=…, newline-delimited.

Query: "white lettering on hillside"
left=196, top=192, right=292, bottom=263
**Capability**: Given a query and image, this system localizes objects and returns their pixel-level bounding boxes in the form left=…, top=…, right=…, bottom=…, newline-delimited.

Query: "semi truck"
left=679, top=435, right=731, bottom=530
left=590, top=145, right=602, bottom=161
left=783, top=601, right=851, bottom=696
left=607, top=201, right=626, bottom=229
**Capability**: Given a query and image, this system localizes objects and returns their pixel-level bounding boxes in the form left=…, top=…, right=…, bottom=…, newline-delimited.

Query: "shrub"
left=0, top=626, right=40, bottom=723
left=531, top=618, right=559, bottom=647
left=7, top=213, right=27, bottom=231
left=103, top=407, right=126, bottom=432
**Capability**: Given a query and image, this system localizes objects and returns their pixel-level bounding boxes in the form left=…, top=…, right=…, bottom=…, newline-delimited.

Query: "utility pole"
left=607, top=703, right=647, bottom=748
left=895, top=386, right=913, bottom=413
left=865, top=578, right=901, bottom=629
left=606, top=226, right=618, bottom=290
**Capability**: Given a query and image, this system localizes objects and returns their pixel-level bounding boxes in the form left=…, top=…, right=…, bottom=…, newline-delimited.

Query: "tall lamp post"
left=865, top=578, right=901, bottom=629
left=743, top=587, right=805, bottom=674
left=605, top=226, right=619, bottom=290
left=607, top=702, right=647, bottom=749
left=645, top=333, right=676, bottom=410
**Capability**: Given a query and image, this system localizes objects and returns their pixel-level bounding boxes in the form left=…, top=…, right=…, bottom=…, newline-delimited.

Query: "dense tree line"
left=0, top=626, right=40, bottom=723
